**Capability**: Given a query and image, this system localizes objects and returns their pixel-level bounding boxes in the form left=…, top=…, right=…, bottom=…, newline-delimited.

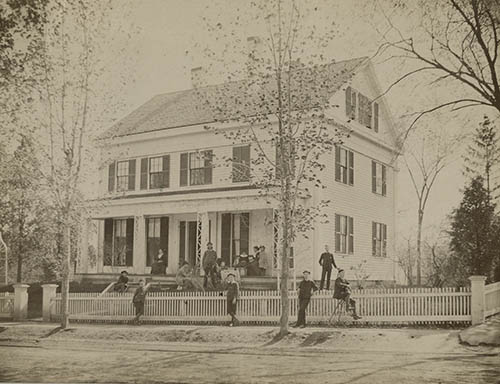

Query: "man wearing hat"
left=226, top=272, right=239, bottom=326
left=294, top=270, right=318, bottom=328
left=334, top=269, right=361, bottom=320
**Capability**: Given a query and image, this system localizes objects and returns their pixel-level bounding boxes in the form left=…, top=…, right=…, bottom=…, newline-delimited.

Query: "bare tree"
left=402, top=124, right=463, bottom=285
left=197, top=0, right=349, bottom=336
left=378, top=0, right=500, bottom=143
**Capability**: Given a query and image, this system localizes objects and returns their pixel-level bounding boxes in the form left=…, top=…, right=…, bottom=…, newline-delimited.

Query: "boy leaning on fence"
left=132, top=279, right=150, bottom=325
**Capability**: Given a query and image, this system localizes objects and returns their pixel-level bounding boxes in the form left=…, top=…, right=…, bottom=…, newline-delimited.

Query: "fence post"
left=13, top=284, right=29, bottom=321
left=469, top=275, right=486, bottom=325
left=42, top=284, right=58, bottom=322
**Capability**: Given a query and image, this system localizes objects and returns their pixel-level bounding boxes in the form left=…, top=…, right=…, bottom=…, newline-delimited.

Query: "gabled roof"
left=100, top=57, right=368, bottom=139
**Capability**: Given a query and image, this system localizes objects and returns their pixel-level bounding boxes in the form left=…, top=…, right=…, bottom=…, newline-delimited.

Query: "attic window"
left=346, top=87, right=379, bottom=132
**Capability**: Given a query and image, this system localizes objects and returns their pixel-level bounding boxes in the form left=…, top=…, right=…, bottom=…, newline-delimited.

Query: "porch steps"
left=74, top=273, right=278, bottom=291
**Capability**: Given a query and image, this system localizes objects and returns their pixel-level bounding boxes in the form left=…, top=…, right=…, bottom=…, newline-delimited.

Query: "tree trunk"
left=416, top=209, right=423, bottom=286
left=60, top=221, right=71, bottom=329
left=16, top=248, right=22, bottom=283
left=279, top=204, right=290, bottom=337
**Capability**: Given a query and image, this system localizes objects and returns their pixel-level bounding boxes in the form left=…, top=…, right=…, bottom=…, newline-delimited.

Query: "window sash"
left=232, top=145, right=250, bottom=182
left=116, top=161, right=129, bottom=191
left=188, top=151, right=212, bottom=186
left=113, top=219, right=128, bottom=266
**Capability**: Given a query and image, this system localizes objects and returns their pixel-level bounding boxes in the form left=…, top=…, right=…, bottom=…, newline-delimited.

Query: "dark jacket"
left=133, top=286, right=148, bottom=304
left=319, top=252, right=337, bottom=270
left=298, top=280, right=318, bottom=299
left=202, top=250, right=218, bottom=269
left=227, top=281, right=239, bottom=300
left=333, top=277, right=350, bottom=299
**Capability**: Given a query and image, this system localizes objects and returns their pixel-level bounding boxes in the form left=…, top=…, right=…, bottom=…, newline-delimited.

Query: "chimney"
left=191, top=66, right=205, bottom=88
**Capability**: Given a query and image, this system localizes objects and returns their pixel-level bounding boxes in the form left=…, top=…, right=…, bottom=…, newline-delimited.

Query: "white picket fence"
left=0, top=292, right=14, bottom=318
left=50, top=287, right=473, bottom=324
left=485, top=281, right=500, bottom=317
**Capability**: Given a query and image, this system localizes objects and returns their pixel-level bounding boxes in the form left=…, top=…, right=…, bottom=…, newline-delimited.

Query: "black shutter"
left=125, top=218, right=134, bottom=266
left=358, top=94, right=364, bottom=124
left=242, top=145, right=250, bottom=181
left=160, top=217, right=169, bottom=266
left=140, top=158, right=148, bottom=190
left=104, top=219, right=113, bottom=266
left=345, top=87, right=351, bottom=119
left=108, top=163, right=115, bottom=192
left=221, top=213, right=232, bottom=265
left=128, top=159, right=136, bottom=191
left=382, top=165, right=387, bottom=196
left=335, top=214, right=340, bottom=252
left=382, top=224, right=387, bottom=257
left=334, top=146, right=341, bottom=181
left=372, top=161, right=377, bottom=193
left=348, top=151, right=354, bottom=185
left=374, top=102, right=379, bottom=132
left=232, top=146, right=240, bottom=182
left=348, top=217, right=354, bottom=254
left=162, top=155, right=170, bottom=188
left=367, top=100, right=373, bottom=128
left=351, top=91, right=357, bottom=120
left=372, top=222, right=377, bottom=256
left=179, top=221, right=186, bottom=264
left=180, top=153, right=188, bottom=186
left=204, top=150, right=213, bottom=184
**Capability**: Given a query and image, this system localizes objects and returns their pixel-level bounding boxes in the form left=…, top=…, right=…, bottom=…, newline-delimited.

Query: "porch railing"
left=50, top=287, right=472, bottom=324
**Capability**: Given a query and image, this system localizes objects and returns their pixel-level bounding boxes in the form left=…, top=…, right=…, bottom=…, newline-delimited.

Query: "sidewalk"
left=459, top=314, right=500, bottom=346
left=0, top=321, right=475, bottom=353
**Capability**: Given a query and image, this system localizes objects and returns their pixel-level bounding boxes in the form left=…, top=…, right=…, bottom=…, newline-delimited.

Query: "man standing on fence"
left=202, top=242, right=218, bottom=289
left=319, top=245, right=337, bottom=290
left=294, top=270, right=318, bottom=328
left=132, top=280, right=150, bottom=325
left=226, top=272, right=239, bottom=326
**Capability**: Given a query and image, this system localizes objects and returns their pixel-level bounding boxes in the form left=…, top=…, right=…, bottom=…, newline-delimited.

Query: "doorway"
left=179, top=221, right=197, bottom=267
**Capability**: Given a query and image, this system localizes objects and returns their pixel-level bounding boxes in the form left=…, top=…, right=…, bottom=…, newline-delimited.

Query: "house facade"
left=78, top=56, right=402, bottom=285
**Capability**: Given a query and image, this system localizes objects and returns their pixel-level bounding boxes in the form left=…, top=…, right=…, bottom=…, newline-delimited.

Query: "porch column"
left=13, top=284, right=29, bottom=321
left=197, top=211, right=210, bottom=268
left=134, top=215, right=146, bottom=273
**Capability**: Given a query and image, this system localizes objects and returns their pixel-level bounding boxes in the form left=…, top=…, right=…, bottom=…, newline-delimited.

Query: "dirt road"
left=1, top=335, right=499, bottom=383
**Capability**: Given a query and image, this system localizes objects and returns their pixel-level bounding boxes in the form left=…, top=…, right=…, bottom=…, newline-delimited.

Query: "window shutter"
left=372, top=222, right=377, bottom=256
left=372, top=161, right=377, bottom=193
left=125, top=218, right=134, bottom=266
left=108, top=162, right=115, bottom=192
left=348, top=216, right=354, bottom=253
left=128, top=159, right=136, bottom=191
left=382, top=165, right=387, bottom=196
left=160, top=217, right=169, bottom=266
left=232, top=146, right=240, bottom=182
left=345, top=87, right=351, bottom=119
left=367, top=100, right=373, bottom=128
left=351, top=91, right=357, bottom=120
left=162, top=155, right=170, bottom=188
left=140, top=158, right=148, bottom=190
left=335, top=146, right=341, bottom=181
left=382, top=224, right=387, bottom=257
left=204, top=150, right=213, bottom=184
left=358, top=94, right=363, bottom=123
left=104, top=219, right=113, bottom=266
left=335, top=214, right=340, bottom=252
left=374, top=102, right=379, bottom=132
left=348, top=151, right=354, bottom=185
left=242, top=145, right=250, bottom=180
left=180, top=153, right=188, bottom=186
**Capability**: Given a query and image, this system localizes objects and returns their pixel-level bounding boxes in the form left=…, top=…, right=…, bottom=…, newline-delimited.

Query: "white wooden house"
left=77, top=54, right=401, bottom=286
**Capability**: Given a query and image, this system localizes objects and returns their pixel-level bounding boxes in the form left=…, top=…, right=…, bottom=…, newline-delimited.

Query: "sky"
left=95, top=0, right=494, bottom=244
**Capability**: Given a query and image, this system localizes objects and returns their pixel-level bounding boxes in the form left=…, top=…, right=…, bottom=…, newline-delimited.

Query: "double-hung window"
left=335, top=146, right=354, bottom=185
left=180, top=150, right=213, bottom=186
left=345, top=86, right=379, bottom=132
left=372, top=161, right=387, bottom=196
left=149, top=156, right=170, bottom=189
left=335, top=214, right=354, bottom=254
left=232, top=145, right=250, bottom=182
left=372, top=222, right=387, bottom=257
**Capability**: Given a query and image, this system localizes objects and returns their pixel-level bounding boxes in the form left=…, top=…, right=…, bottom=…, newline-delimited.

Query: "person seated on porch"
left=333, top=269, right=361, bottom=320
left=113, top=270, right=129, bottom=292
left=246, top=255, right=261, bottom=276
left=151, top=249, right=167, bottom=275
left=237, top=251, right=249, bottom=267
left=176, top=261, right=193, bottom=290
left=258, top=245, right=269, bottom=276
